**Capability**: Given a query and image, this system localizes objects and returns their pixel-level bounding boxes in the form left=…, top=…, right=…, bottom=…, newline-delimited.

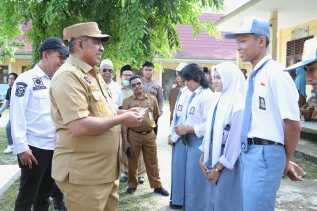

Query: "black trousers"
left=14, top=146, right=54, bottom=211
left=51, top=181, right=63, bottom=201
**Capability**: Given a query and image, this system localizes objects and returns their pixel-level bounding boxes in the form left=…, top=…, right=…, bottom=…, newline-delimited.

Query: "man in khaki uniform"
left=122, top=75, right=169, bottom=196
left=50, top=22, right=143, bottom=211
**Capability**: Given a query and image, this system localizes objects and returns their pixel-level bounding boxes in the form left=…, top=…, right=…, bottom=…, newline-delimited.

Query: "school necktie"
left=205, top=103, right=219, bottom=168
left=240, top=60, right=270, bottom=152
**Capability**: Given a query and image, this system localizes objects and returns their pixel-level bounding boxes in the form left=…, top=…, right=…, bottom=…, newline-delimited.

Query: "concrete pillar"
left=270, top=10, right=278, bottom=60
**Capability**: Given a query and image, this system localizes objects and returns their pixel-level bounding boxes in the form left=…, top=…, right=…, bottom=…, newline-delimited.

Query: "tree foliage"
left=1, top=0, right=223, bottom=67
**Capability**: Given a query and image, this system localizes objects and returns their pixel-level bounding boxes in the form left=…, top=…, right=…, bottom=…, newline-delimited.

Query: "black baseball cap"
left=39, top=37, right=69, bottom=58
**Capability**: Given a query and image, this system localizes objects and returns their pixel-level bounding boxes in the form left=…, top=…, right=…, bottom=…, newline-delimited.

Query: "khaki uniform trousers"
left=128, top=130, right=162, bottom=188
left=56, top=179, right=119, bottom=211
left=121, top=136, right=146, bottom=176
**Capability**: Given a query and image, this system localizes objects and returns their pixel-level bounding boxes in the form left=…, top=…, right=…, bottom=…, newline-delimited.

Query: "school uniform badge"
left=259, top=96, right=266, bottom=110
left=32, top=77, right=46, bottom=90
left=15, top=82, right=28, bottom=97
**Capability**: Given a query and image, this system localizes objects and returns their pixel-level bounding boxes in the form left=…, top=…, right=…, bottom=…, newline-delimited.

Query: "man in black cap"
left=10, top=37, right=68, bottom=211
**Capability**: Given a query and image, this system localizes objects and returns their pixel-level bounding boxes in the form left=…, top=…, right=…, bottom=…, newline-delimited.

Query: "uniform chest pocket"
left=33, top=90, right=49, bottom=99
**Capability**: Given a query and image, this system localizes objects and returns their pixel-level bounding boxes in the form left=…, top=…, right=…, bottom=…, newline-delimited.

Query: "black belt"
left=247, top=138, right=283, bottom=146
left=130, top=129, right=153, bottom=135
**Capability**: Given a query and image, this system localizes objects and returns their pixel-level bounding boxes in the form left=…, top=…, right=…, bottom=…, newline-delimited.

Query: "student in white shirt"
left=175, top=63, right=215, bottom=211
left=200, top=62, right=244, bottom=211
left=225, top=18, right=301, bottom=211
left=10, top=37, right=68, bottom=211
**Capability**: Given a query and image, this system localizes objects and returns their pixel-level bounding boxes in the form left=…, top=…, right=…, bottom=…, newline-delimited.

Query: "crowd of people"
left=0, top=17, right=312, bottom=211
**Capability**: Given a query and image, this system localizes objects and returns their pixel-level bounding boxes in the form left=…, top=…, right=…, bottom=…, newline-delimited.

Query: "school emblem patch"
left=15, top=82, right=28, bottom=97
left=32, top=77, right=46, bottom=90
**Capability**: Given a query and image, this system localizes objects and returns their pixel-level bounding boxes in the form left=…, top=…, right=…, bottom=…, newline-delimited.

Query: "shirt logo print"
left=189, top=106, right=195, bottom=115
left=15, top=82, right=27, bottom=97
left=32, top=77, right=46, bottom=90
left=259, top=96, right=266, bottom=110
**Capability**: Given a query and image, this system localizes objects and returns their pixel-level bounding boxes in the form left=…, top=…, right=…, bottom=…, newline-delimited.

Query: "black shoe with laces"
left=154, top=187, right=169, bottom=196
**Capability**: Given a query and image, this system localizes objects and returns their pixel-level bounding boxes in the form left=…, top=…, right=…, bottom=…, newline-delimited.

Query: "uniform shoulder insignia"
left=15, top=82, right=28, bottom=97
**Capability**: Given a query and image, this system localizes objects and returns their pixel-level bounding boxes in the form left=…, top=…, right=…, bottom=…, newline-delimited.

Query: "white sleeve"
left=193, top=94, right=214, bottom=138
left=270, top=70, right=300, bottom=121
left=10, top=77, right=31, bottom=154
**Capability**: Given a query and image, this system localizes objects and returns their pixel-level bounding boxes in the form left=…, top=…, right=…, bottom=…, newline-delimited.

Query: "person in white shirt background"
left=100, top=59, right=121, bottom=107
left=225, top=18, right=302, bottom=211
left=175, top=63, right=215, bottom=211
left=10, top=37, right=68, bottom=211
left=200, top=62, right=244, bottom=211
left=168, top=63, right=190, bottom=210
left=0, top=72, right=18, bottom=154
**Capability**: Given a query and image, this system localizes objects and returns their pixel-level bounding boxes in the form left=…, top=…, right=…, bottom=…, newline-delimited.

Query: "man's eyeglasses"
left=131, top=82, right=142, bottom=88
left=102, top=69, right=113, bottom=73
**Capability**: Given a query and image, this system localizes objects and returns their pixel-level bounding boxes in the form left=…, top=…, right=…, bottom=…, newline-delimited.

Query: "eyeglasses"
left=102, top=69, right=113, bottom=73
left=131, top=82, right=142, bottom=88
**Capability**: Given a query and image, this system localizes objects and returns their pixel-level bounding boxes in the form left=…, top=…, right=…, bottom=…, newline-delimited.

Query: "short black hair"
left=203, top=67, right=209, bottom=74
left=181, top=63, right=209, bottom=88
left=120, top=64, right=132, bottom=75
left=129, top=75, right=142, bottom=84
left=9, top=72, right=18, bottom=79
left=142, top=61, right=154, bottom=68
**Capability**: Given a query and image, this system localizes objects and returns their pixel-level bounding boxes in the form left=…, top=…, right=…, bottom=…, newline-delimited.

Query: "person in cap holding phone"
left=50, top=22, right=144, bottom=211
left=10, top=37, right=68, bottom=211
left=225, top=18, right=301, bottom=211
left=122, top=75, right=169, bottom=196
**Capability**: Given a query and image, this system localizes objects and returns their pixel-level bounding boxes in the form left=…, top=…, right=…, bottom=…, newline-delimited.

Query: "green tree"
left=1, top=0, right=223, bottom=67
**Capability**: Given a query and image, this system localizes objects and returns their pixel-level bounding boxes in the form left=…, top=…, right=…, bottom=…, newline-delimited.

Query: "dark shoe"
left=52, top=198, right=67, bottom=211
left=138, top=176, right=145, bottom=184
left=154, top=187, right=169, bottom=196
left=120, top=175, right=128, bottom=183
left=126, top=187, right=136, bottom=194
left=169, top=201, right=183, bottom=210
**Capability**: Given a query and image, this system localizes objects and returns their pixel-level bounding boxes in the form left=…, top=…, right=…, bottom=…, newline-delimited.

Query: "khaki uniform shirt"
left=168, top=85, right=182, bottom=123
left=122, top=93, right=160, bottom=132
left=143, top=81, right=163, bottom=113
left=50, top=55, right=120, bottom=185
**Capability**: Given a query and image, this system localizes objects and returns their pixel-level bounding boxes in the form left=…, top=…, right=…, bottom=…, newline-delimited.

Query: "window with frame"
left=286, top=36, right=313, bottom=67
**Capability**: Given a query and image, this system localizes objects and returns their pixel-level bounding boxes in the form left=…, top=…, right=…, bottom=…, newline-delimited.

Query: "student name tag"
left=189, top=106, right=195, bottom=115
left=259, top=96, right=266, bottom=110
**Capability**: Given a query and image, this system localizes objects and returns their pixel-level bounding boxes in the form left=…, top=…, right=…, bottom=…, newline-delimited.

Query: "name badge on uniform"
left=189, top=106, right=195, bottom=115
left=148, top=111, right=154, bottom=121
left=177, top=104, right=183, bottom=111
left=97, top=102, right=106, bottom=113
left=259, top=96, right=266, bottom=110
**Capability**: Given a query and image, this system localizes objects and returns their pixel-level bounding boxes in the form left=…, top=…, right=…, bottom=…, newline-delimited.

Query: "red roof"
left=175, top=13, right=237, bottom=60
left=15, top=14, right=237, bottom=60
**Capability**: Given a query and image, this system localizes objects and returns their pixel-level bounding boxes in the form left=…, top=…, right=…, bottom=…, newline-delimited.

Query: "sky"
left=222, top=0, right=249, bottom=13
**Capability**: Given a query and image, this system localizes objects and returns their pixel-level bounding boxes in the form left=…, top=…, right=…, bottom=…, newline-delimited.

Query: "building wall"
left=2, top=58, right=32, bottom=75
left=278, top=18, right=317, bottom=66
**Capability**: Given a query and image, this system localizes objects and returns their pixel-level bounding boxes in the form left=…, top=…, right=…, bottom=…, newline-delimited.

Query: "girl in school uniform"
left=200, top=62, right=245, bottom=211
left=175, top=63, right=215, bottom=211
left=168, top=82, right=191, bottom=209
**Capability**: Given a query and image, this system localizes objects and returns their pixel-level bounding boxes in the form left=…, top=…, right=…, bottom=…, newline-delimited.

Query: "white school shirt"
left=247, top=55, right=300, bottom=144
left=10, top=65, right=56, bottom=154
left=184, top=86, right=214, bottom=138
left=170, top=87, right=192, bottom=142
left=107, top=80, right=122, bottom=107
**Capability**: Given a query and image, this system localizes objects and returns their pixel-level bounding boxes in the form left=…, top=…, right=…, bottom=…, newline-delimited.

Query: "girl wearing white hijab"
left=200, top=62, right=245, bottom=211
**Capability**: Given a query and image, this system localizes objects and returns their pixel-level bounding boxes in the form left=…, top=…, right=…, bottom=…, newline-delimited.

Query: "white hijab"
left=202, top=62, right=246, bottom=167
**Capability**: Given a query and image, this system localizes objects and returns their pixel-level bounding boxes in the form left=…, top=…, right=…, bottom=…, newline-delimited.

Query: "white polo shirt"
left=107, top=80, right=121, bottom=107
left=247, top=56, right=300, bottom=144
left=10, top=65, right=56, bottom=154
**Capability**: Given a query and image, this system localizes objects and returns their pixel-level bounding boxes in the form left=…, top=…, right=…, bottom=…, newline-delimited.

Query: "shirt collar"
left=253, top=55, right=272, bottom=72
left=69, top=55, right=93, bottom=73
left=34, top=64, right=50, bottom=79
left=193, top=86, right=202, bottom=95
